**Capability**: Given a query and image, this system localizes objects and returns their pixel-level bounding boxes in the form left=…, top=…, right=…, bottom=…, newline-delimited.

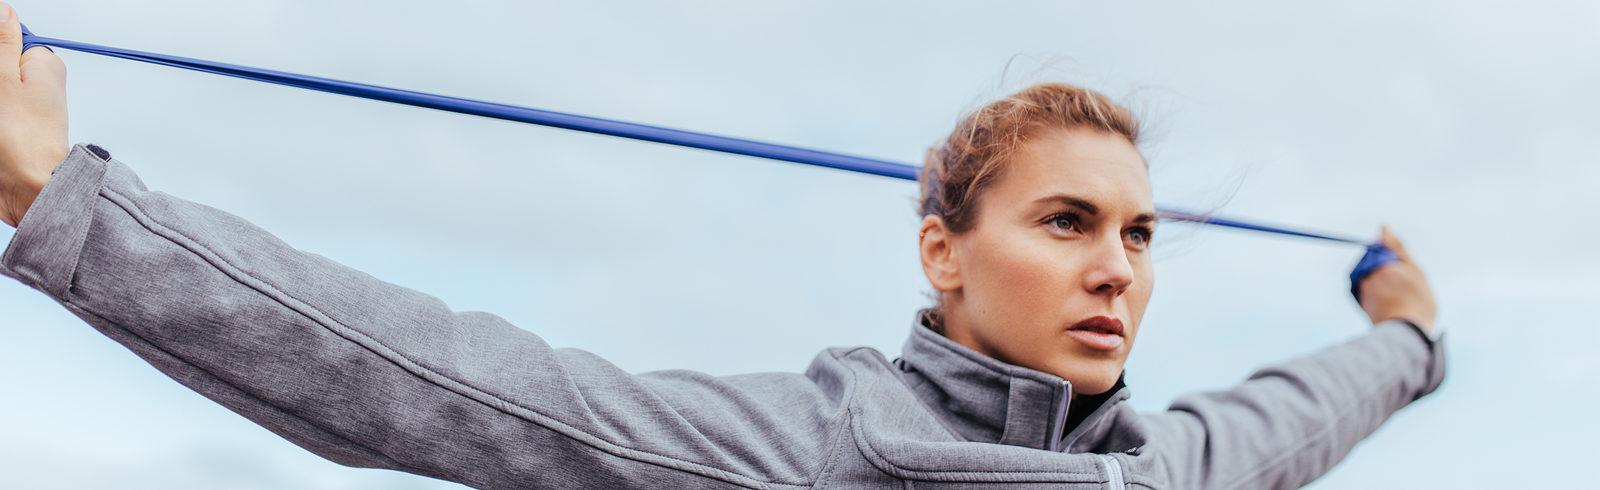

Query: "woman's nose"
left=1083, top=236, right=1135, bottom=296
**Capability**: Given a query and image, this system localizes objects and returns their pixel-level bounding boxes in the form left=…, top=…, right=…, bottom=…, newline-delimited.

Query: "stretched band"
left=17, top=24, right=1387, bottom=269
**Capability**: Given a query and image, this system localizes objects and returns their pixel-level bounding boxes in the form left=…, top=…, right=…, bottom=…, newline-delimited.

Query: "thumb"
left=1378, top=224, right=1414, bottom=263
left=0, top=2, right=19, bottom=81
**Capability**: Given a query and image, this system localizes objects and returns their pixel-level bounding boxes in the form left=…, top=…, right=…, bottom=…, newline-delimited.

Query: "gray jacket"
left=2, top=145, right=1447, bottom=489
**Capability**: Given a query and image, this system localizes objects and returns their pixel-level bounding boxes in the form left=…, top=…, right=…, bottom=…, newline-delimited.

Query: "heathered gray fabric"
left=2, top=144, right=1447, bottom=489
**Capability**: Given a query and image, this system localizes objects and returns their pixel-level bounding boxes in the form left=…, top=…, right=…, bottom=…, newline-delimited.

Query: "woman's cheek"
left=991, top=237, right=1073, bottom=316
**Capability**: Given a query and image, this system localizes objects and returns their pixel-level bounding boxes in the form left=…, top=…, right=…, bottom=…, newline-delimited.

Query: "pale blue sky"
left=1, top=1, right=1596, bottom=488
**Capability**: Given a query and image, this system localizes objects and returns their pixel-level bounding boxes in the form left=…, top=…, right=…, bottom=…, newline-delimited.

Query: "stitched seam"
left=57, top=162, right=108, bottom=295
left=853, top=418, right=1098, bottom=480
left=807, top=409, right=855, bottom=490
left=894, top=366, right=968, bottom=442
left=1218, top=374, right=1395, bottom=488
left=100, top=188, right=799, bottom=489
left=105, top=188, right=789, bottom=487
left=58, top=299, right=427, bottom=477
left=842, top=369, right=1099, bottom=480
left=804, top=347, right=867, bottom=490
left=62, top=145, right=114, bottom=291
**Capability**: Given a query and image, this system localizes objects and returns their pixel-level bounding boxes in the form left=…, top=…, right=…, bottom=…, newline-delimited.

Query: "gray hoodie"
left=1, top=145, right=1447, bottom=489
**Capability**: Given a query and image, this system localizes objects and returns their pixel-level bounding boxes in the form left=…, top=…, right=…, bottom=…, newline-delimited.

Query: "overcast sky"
left=2, top=1, right=1596, bottom=488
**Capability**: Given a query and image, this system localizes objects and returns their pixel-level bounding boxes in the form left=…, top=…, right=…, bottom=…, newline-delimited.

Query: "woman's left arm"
left=1143, top=230, right=1446, bottom=489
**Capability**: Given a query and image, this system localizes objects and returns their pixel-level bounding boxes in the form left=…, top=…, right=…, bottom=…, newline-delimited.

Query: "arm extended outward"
left=1144, top=319, right=1445, bottom=489
left=1143, top=227, right=1446, bottom=489
left=0, top=144, right=844, bottom=486
left=0, top=8, right=836, bottom=487
left=2, top=144, right=842, bottom=489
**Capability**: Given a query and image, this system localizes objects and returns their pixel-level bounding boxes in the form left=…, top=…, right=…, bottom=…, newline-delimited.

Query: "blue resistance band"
left=18, top=24, right=1397, bottom=299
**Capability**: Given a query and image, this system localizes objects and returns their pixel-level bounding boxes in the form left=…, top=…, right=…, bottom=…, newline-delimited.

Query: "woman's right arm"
left=4, top=145, right=843, bottom=488
left=0, top=13, right=835, bottom=489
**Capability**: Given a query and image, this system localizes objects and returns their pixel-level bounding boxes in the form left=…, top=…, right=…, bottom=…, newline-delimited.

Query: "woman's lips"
left=1067, top=316, right=1125, bottom=352
left=1065, top=329, right=1124, bottom=351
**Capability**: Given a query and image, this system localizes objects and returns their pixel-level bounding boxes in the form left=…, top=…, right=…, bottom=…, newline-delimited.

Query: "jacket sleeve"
left=0, top=144, right=840, bottom=489
left=1141, top=318, right=1447, bottom=489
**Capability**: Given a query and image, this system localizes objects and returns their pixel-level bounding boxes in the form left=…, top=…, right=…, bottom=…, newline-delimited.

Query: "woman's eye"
left=1048, top=213, right=1080, bottom=232
left=1126, top=228, right=1153, bottom=248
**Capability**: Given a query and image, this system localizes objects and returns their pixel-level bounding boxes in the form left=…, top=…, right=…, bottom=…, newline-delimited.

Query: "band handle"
left=1349, top=242, right=1400, bottom=302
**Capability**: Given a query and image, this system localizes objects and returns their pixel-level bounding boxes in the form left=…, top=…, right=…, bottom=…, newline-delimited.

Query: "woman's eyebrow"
left=1034, top=194, right=1101, bottom=215
left=1033, top=194, right=1157, bottom=224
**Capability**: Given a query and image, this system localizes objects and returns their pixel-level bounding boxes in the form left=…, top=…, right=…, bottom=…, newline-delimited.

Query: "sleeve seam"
left=96, top=186, right=806, bottom=489
left=57, top=299, right=427, bottom=476
left=1216, top=349, right=1412, bottom=487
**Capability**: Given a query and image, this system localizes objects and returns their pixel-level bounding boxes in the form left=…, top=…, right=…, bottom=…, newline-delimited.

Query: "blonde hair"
left=920, top=82, right=1140, bottom=234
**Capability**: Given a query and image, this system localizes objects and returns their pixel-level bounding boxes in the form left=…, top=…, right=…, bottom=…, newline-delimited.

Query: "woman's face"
left=919, top=128, right=1155, bottom=395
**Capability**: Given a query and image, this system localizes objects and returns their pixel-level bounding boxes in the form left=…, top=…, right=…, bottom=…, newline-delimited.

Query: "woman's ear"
left=919, top=215, right=962, bottom=293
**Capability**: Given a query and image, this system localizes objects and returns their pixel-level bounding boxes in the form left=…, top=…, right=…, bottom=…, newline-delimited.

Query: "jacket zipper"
left=1052, top=382, right=1124, bottom=488
left=1046, top=380, right=1071, bottom=451
left=1097, top=454, right=1124, bottom=489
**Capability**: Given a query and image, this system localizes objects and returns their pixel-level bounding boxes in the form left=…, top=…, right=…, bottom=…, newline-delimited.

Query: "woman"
left=0, top=7, right=1443, bottom=490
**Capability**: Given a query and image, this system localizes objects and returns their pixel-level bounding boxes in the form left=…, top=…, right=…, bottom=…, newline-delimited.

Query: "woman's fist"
left=1356, top=225, right=1438, bottom=335
left=0, top=2, right=68, bottom=228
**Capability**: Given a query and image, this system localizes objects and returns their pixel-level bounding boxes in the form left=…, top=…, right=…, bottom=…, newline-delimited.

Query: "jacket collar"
left=892, top=309, right=1131, bottom=452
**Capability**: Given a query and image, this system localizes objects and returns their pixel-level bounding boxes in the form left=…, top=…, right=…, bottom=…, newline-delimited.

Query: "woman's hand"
left=0, top=2, right=69, bottom=229
left=1356, top=225, right=1437, bottom=335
